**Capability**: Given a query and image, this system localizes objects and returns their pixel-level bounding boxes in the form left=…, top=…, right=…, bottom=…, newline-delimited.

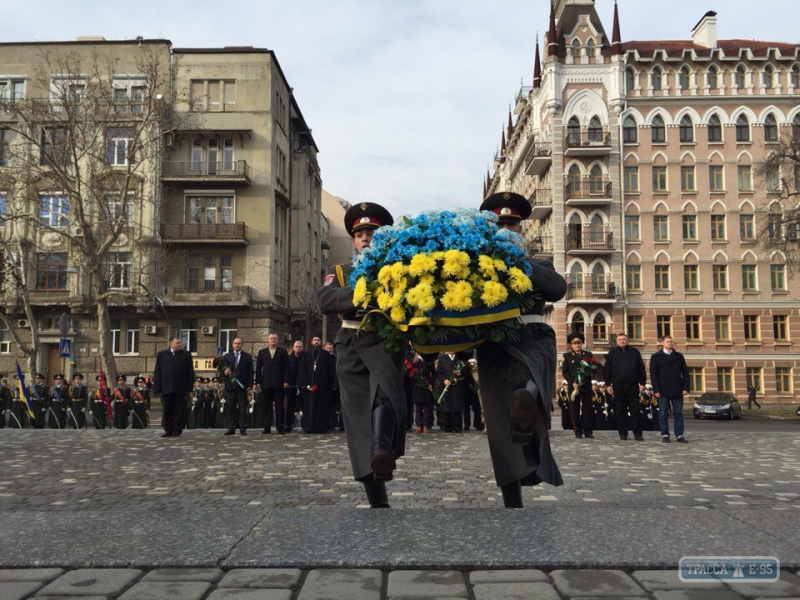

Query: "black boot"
left=363, top=477, right=390, bottom=508
left=500, top=480, right=523, bottom=508
left=509, top=381, right=540, bottom=444
left=371, top=403, right=397, bottom=481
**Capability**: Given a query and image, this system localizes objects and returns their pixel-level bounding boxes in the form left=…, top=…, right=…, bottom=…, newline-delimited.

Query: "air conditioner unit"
left=201, top=326, right=215, bottom=335
left=164, top=132, right=174, bottom=149
left=144, top=325, right=157, bottom=335
left=73, top=226, right=84, bottom=237
left=17, top=319, right=28, bottom=328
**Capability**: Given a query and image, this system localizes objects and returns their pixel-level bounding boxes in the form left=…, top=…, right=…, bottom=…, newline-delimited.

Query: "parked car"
left=795, top=405, right=800, bottom=417
left=693, top=392, right=742, bottom=420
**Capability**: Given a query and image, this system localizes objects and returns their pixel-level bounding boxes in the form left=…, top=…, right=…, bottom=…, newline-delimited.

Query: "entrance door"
left=46, top=344, right=62, bottom=383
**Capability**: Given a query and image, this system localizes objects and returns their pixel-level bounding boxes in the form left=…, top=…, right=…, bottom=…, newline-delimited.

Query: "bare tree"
left=289, top=253, right=324, bottom=341
left=0, top=44, right=174, bottom=376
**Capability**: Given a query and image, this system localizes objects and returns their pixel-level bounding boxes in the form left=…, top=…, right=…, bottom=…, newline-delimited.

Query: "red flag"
left=98, top=365, right=113, bottom=422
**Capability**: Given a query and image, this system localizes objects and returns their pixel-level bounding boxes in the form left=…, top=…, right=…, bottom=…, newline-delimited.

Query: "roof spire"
left=507, top=108, right=513, bottom=138
left=500, top=129, right=506, bottom=163
left=611, top=0, right=622, bottom=56
left=533, top=33, right=542, bottom=88
left=547, top=1, right=557, bottom=57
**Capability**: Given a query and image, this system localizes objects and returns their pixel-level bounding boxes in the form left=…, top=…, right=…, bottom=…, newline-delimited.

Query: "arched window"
left=586, top=39, right=596, bottom=58
left=626, top=68, right=636, bottom=92
left=651, top=66, right=663, bottom=90
left=735, top=66, right=746, bottom=89
left=591, top=264, right=606, bottom=295
left=793, top=114, right=800, bottom=139
left=679, top=66, right=690, bottom=90
left=568, top=164, right=582, bottom=196
left=567, top=116, right=581, bottom=146
left=592, top=313, right=607, bottom=342
left=763, top=65, right=774, bottom=89
left=571, top=39, right=581, bottom=59
left=588, top=116, right=603, bottom=142
left=569, top=310, right=585, bottom=334
left=707, top=65, right=719, bottom=89
left=792, top=65, right=800, bottom=87
left=568, top=213, right=584, bottom=250
left=764, top=113, right=778, bottom=142
left=651, top=115, right=666, bottom=143
left=589, top=165, right=604, bottom=194
left=679, top=115, right=694, bottom=143
left=708, top=114, right=722, bottom=142
left=589, top=215, right=605, bottom=245
left=736, top=114, right=750, bottom=142
left=623, top=116, right=638, bottom=144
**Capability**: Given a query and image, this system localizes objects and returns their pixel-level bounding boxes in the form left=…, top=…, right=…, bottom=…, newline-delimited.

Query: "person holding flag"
left=91, top=370, right=113, bottom=429
left=11, top=363, right=35, bottom=429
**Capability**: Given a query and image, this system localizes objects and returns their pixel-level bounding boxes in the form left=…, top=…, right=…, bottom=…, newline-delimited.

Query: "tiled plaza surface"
left=1, top=427, right=799, bottom=598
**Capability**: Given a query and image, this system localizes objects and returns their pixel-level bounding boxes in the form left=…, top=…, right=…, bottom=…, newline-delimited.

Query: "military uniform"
left=112, top=376, right=130, bottom=429
left=247, top=387, right=264, bottom=430
left=188, top=377, right=206, bottom=429
left=212, top=378, right=227, bottom=428
left=130, top=377, right=150, bottom=429
left=68, top=374, right=89, bottom=429
left=593, top=383, right=610, bottom=430
left=0, top=377, right=12, bottom=429
left=8, top=383, right=29, bottom=429
left=557, top=383, right=572, bottom=430
left=562, top=333, right=596, bottom=438
left=91, top=376, right=111, bottom=429
left=30, top=375, right=50, bottom=429
left=48, top=375, right=69, bottom=429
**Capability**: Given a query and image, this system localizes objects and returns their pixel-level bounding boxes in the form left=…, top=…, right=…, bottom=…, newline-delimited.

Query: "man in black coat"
left=222, top=337, right=254, bottom=436
left=649, top=335, right=690, bottom=443
left=604, top=332, right=647, bottom=441
left=255, top=332, right=289, bottom=434
left=152, top=337, right=195, bottom=438
left=299, top=336, right=337, bottom=433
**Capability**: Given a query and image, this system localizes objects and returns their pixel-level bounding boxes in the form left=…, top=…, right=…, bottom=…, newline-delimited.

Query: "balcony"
left=565, top=181, right=613, bottom=205
left=524, top=143, right=552, bottom=177
left=527, top=235, right=553, bottom=257
left=161, top=160, right=251, bottom=186
left=528, top=188, right=553, bottom=220
left=161, top=222, right=248, bottom=245
left=566, top=278, right=617, bottom=302
left=164, top=285, right=252, bottom=307
left=566, top=229, right=615, bottom=253
left=564, top=129, right=612, bottom=156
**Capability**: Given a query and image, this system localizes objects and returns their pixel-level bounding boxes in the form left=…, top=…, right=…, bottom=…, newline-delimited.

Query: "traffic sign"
left=59, top=338, right=71, bottom=358
left=57, top=313, right=70, bottom=336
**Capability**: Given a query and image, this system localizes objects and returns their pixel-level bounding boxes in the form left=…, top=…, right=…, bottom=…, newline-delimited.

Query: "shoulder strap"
left=335, top=264, right=345, bottom=287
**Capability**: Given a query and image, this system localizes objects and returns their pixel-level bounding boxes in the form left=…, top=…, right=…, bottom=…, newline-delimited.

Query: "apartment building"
left=488, top=0, right=799, bottom=402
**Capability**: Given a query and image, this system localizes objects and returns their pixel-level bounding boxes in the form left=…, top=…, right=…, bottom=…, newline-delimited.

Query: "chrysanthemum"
left=477, top=255, right=497, bottom=280
left=389, top=261, right=407, bottom=282
left=442, top=249, right=470, bottom=278
left=408, top=253, right=437, bottom=276
left=352, top=277, right=370, bottom=307
left=507, top=267, right=533, bottom=293
left=493, top=258, right=507, bottom=272
left=377, top=265, right=392, bottom=285
left=481, top=281, right=508, bottom=308
left=406, top=282, right=436, bottom=312
left=441, top=280, right=473, bottom=311
left=390, top=305, right=406, bottom=324
left=376, top=291, right=391, bottom=311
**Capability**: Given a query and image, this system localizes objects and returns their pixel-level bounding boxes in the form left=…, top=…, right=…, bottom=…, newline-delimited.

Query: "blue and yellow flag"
left=15, top=362, right=34, bottom=418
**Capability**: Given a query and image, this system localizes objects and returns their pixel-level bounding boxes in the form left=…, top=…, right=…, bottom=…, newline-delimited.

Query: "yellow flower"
left=493, top=258, right=508, bottom=272
left=507, top=267, right=533, bottom=293
left=430, top=251, right=445, bottom=261
left=442, top=250, right=470, bottom=278
left=406, top=282, right=436, bottom=312
left=376, top=290, right=391, bottom=311
left=378, top=265, right=392, bottom=285
left=478, top=255, right=498, bottom=280
left=441, top=280, right=473, bottom=311
left=481, top=281, right=509, bottom=307
left=390, top=305, right=406, bottom=323
left=352, top=277, right=370, bottom=307
left=418, top=273, right=435, bottom=287
left=408, top=253, right=437, bottom=276
left=389, top=262, right=407, bottom=282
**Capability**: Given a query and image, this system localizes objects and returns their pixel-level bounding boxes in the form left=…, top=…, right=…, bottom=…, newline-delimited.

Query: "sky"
left=3, top=1, right=799, bottom=219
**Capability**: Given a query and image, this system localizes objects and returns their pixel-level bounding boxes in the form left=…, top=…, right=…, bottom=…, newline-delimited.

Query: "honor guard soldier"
left=9, top=377, right=28, bottom=429
left=68, top=373, right=88, bottom=429
left=476, top=191, right=565, bottom=507
left=30, top=373, right=50, bottom=429
left=188, top=376, right=205, bottom=429
left=247, top=386, right=264, bottom=431
left=48, top=374, right=69, bottom=429
left=317, top=202, right=407, bottom=508
left=91, top=375, right=111, bottom=429
left=112, top=375, right=130, bottom=429
left=604, top=382, right=617, bottom=430
left=557, top=380, right=572, bottom=430
left=0, top=376, right=11, bottom=428
left=131, top=377, right=150, bottom=429
left=212, top=377, right=227, bottom=428
left=562, top=332, right=596, bottom=439
left=202, top=378, right=215, bottom=428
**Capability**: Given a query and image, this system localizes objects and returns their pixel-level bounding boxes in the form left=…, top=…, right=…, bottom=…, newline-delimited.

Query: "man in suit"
left=650, top=334, right=690, bottom=443
left=223, top=337, right=254, bottom=436
left=255, top=332, right=289, bottom=434
left=152, top=337, right=195, bottom=438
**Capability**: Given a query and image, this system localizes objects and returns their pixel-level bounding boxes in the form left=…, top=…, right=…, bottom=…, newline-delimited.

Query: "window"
left=106, top=127, right=134, bottom=166
left=707, top=66, right=719, bottom=89
left=766, top=166, right=780, bottom=191
left=112, top=78, right=146, bottom=113
left=653, top=215, right=669, bottom=240
left=276, top=147, right=287, bottom=184
left=566, top=117, right=580, bottom=146
left=586, top=39, right=596, bottom=58
left=623, top=166, right=639, bottom=191
left=126, top=319, right=139, bottom=354
left=190, top=79, right=236, bottom=112
left=651, top=115, right=665, bottom=143
left=570, top=39, right=581, bottom=59
left=652, top=166, right=667, bottom=192
left=715, top=315, right=730, bottom=341
left=588, top=165, right=604, bottom=194
left=709, top=166, right=724, bottom=191
left=793, top=66, right=800, bottom=87
left=105, top=252, right=132, bottom=289
left=0, top=320, right=10, bottom=353
left=623, top=117, right=638, bottom=143
left=626, top=315, right=643, bottom=340
left=39, top=195, right=69, bottom=227
left=273, top=200, right=288, bottom=299
left=682, top=215, right=697, bottom=240
left=624, top=215, right=640, bottom=241
left=775, top=367, right=792, bottom=393
left=684, top=265, right=699, bottom=290
left=764, top=114, right=778, bottom=141
left=762, top=65, right=774, bottom=89
left=708, top=114, right=722, bottom=142
left=742, top=264, right=757, bottom=291
left=744, top=315, right=759, bottom=340
left=187, top=195, right=234, bottom=224
left=713, top=265, right=728, bottom=290
left=651, top=66, right=663, bottom=90
left=112, top=319, right=139, bottom=355
left=0, top=128, right=9, bottom=166
left=187, top=254, right=232, bottom=291
left=110, top=318, right=121, bottom=355
left=743, top=368, right=761, bottom=394
left=104, top=194, right=135, bottom=227
left=36, top=253, right=67, bottom=290
left=654, top=265, right=670, bottom=291
left=737, top=165, right=752, bottom=191
left=686, top=315, right=701, bottom=340
left=681, top=166, right=695, bottom=192
left=40, top=127, right=69, bottom=166
left=588, top=117, right=603, bottom=143
left=774, top=315, right=788, bottom=340
left=740, top=214, right=755, bottom=241
left=736, top=115, right=750, bottom=142
left=735, top=66, right=746, bottom=89
left=625, top=68, right=636, bottom=92
left=767, top=214, right=782, bottom=239
left=656, top=315, right=672, bottom=339
left=771, top=264, right=786, bottom=291
left=679, top=115, right=694, bottom=142
left=592, top=314, right=606, bottom=343
left=626, top=264, right=641, bottom=290
left=710, top=215, right=726, bottom=240
left=679, top=67, right=690, bottom=90
left=717, top=367, right=733, bottom=392
left=688, top=367, right=704, bottom=393
left=0, top=78, right=25, bottom=104
left=180, top=319, right=198, bottom=353
left=218, top=318, right=237, bottom=353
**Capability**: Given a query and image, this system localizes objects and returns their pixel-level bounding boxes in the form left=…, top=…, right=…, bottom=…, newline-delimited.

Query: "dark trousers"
left=226, top=389, right=248, bottom=432
left=571, top=390, right=593, bottom=434
left=262, top=387, right=285, bottom=432
left=161, top=393, right=186, bottom=435
left=414, top=403, right=434, bottom=429
left=442, top=411, right=461, bottom=433
left=284, top=390, right=297, bottom=431
left=463, top=394, right=483, bottom=430
left=613, top=383, right=642, bottom=437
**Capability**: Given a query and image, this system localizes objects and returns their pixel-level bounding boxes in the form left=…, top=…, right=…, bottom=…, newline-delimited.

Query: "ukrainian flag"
left=15, top=362, right=34, bottom=419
